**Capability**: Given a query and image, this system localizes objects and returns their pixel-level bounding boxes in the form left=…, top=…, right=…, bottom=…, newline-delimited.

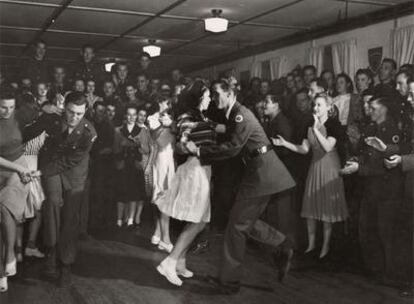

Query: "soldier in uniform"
left=24, top=92, right=96, bottom=286
left=71, top=45, right=105, bottom=86
left=186, top=79, right=296, bottom=294
left=341, top=96, right=403, bottom=284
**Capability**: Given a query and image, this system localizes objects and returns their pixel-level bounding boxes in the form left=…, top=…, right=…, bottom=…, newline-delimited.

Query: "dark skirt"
left=114, top=158, right=146, bottom=202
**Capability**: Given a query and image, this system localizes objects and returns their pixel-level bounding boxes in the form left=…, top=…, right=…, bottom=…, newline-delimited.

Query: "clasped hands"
left=18, top=170, right=42, bottom=184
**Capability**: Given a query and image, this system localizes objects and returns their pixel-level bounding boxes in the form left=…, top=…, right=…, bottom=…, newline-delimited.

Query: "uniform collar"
left=225, top=100, right=239, bottom=120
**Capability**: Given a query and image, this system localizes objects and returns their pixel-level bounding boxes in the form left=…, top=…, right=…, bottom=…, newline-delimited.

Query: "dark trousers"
left=359, top=196, right=399, bottom=279
left=43, top=175, right=84, bottom=266
left=220, top=195, right=286, bottom=284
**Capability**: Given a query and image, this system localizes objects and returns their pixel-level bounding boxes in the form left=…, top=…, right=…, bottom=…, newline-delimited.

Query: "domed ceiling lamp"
left=205, top=9, right=228, bottom=33
left=143, top=39, right=161, bottom=57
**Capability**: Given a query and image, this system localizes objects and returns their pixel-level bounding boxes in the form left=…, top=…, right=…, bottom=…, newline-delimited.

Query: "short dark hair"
left=139, top=52, right=151, bottom=60
left=64, top=92, right=87, bottom=107
left=265, top=94, right=283, bottom=105
left=0, top=87, right=15, bottom=100
left=396, top=69, right=413, bottom=81
left=124, top=103, right=138, bottom=115
left=303, top=65, right=317, bottom=75
left=320, top=69, right=334, bottom=78
left=35, top=39, right=47, bottom=47
left=336, top=72, right=354, bottom=93
left=93, top=100, right=106, bottom=110
left=82, top=44, right=94, bottom=52
left=295, top=88, right=309, bottom=98
left=356, top=68, right=373, bottom=79
left=382, top=58, right=397, bottom=70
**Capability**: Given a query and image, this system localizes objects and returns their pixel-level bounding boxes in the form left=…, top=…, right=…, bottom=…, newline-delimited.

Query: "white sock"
left=117, top=220, right=122, bottom=227
left=127, top=218, right=133, bottom=226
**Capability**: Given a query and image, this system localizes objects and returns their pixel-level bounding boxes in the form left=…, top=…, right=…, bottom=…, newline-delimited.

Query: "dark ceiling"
left=0, top=0, right=412, bottom=77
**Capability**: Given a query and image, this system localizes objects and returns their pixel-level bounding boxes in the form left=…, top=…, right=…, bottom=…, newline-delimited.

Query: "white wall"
left=190, top=14, right=414, bottom=79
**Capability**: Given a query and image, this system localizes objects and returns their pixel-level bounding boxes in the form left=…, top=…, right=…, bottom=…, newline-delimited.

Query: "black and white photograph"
left=0, top=0, right=413, bottom=303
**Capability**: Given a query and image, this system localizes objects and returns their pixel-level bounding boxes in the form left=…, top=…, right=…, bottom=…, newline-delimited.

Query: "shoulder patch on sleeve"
left=392, top=135, right=400, bottom=144
left=235, top=115, right=244, bottom=123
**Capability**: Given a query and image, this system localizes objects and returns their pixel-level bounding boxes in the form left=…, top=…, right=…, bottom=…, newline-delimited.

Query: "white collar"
left=225, top=99, right=237, bottom=119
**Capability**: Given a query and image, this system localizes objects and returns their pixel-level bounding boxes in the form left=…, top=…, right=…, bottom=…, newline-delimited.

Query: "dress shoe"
left=273, top=240, right=294, bottom=282
left=59, top=265, right=73, bottom=288
left=25, top=247, right=46, bottom=258
left=190, top=240, right=209, bottom=255
left=156, top=259, right=182, bottom=286
left=0, top=277, right=8, bottom=293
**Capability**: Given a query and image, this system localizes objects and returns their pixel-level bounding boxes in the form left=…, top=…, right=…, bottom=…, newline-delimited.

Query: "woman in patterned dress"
left=273, top=93, right=348, bottom=259
left=155, top=81, right=218, bottom=286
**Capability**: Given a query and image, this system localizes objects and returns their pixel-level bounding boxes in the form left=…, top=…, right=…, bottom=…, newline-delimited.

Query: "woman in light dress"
left=148, top=96, right=176, bottom=252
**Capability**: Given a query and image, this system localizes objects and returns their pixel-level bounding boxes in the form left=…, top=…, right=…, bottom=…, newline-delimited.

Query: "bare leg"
left=157, top=222, right=205, bottom=285
left=159, top=212, right=171, bottom=244
left=126, top=201, right=137, bottom=226
left=15, top=223, right=23, bottom=261
left=116, top=202, right=125, bottom=226
left=27, top=210, right=42, bottom=248
left=305, top=218, right=317, bottom=253
left=1, top=208, right=16, bottom=264
left=320, top=221, right=332, bottom=258
left=134, top=201, right=144, bottom=225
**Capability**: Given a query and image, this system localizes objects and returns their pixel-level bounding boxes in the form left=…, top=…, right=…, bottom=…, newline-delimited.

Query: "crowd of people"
left=0, top=39, right=413, bottom=296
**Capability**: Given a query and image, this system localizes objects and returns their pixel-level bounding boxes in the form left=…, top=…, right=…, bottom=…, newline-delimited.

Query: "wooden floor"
left=1, top=226, right=412, bottom=304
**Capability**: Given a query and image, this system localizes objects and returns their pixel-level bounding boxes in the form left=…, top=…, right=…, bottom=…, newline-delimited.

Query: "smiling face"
left=407, top=82, right=414, bottom=108
left=396, top=73, right=408, bottom=96
left=137, top=109, right=147, bottom=125
left=199, top=89, right=211, bottom=111
left=313, top=96, right=330, bottom=118
left=37, top=83, right=48, bottom=98
left=125, top=85, right=137, bottom=101
left=126, top=107, right=137, bottom=125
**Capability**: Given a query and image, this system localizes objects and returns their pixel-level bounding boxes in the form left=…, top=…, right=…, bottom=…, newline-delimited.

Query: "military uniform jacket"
left=199, top=102, right=296, bottom=199
left=24, top=114, right=97, bottom=189
left=357, top=118, right=403, bottom=200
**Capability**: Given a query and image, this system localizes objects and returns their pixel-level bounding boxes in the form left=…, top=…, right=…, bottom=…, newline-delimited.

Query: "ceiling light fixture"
left=105, top=62, right=116, bottom=72
left=205, top=9, right=228, bottom=33
left=143, top=40, right=161, bottom=57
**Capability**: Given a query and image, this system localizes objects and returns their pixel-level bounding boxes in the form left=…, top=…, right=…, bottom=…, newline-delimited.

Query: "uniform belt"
left=249, top=144, right=273, bottom=158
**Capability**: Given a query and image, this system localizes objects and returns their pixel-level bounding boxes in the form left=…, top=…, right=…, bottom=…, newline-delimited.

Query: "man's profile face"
left=65, top=103, right=86, bottom=128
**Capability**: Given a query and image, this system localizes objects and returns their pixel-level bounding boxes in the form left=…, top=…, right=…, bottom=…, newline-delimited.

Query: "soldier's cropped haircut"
left=0, top=87, right=15, bottom=101
left=65, top=92, right=87, bottom=107
left=93, top=101, right=106, bottom=111
left=382, top=58, right=397, bottom=71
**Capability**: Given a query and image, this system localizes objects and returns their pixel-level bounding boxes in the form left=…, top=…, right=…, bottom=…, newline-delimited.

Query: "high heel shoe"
left=0, top=277, right=7, bottom=293
left=5, top=259, right=16, bottom=277
left=158, top=241, right=173, bottom=253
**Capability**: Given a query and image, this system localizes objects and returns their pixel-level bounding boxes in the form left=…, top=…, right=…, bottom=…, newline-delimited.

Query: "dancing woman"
left=155, top=80, right=218, bottom=286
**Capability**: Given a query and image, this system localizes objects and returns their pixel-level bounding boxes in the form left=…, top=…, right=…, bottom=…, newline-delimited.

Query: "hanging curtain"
left=331, top=38, right=358, bottom=78
left=392, top=25, right=414, bottom=67
left=250, top=56, right=262, bottom=78
left=269, top=56, right=289, bottom=80
left=306, top=46, right=324, bottom=75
